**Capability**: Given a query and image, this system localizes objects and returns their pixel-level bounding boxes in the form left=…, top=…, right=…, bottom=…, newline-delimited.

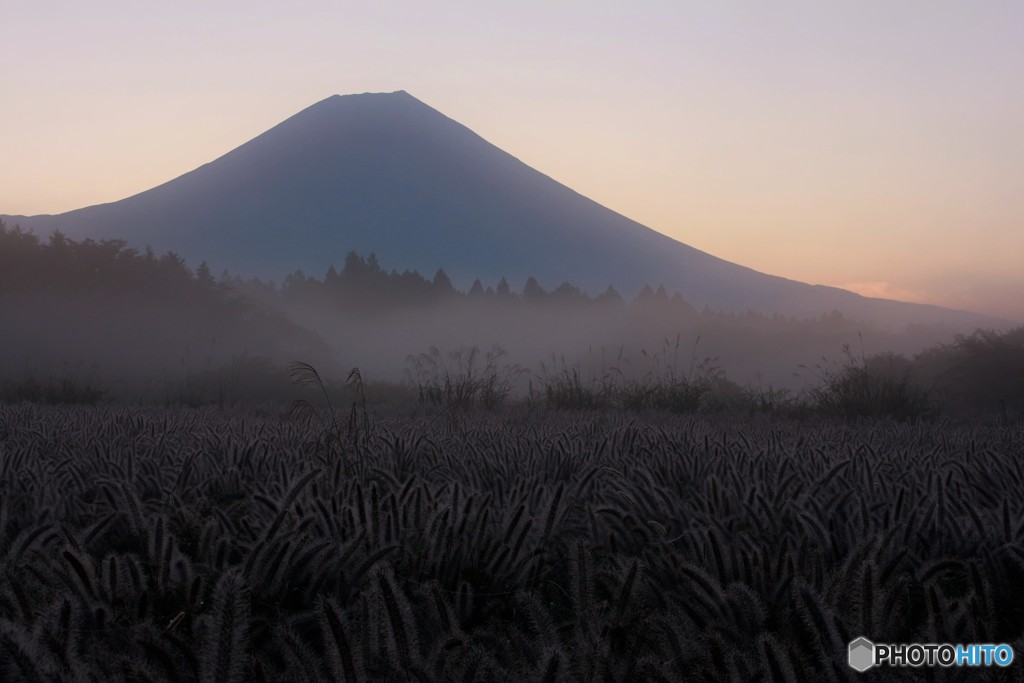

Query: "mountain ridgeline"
left=1, top=91, right=1004, bottom=330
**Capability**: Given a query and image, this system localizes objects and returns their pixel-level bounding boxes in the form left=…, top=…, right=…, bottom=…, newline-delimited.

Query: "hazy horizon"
left=2, top=2, right=1022, bottom=321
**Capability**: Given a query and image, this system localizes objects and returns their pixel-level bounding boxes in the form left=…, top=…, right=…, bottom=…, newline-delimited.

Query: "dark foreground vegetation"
left=1, top=403, right=1023, bottom=681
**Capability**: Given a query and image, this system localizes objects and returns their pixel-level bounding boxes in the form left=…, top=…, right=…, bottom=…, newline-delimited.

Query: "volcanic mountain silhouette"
left=2, top=91, right=1000, bottom=327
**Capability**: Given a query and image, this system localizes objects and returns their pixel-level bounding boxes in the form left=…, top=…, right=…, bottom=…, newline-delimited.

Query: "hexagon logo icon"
left=848, top=637, right=875, bottom=672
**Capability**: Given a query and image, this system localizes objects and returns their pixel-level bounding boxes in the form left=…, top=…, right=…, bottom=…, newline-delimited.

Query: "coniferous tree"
left=196, top=261, right=216, bottom=289
left=432, top=269, right=455, bottom=296
left=654, top=284, right=670, bottom=305
left=596, top=285, right=624, bottom=305
left=551, top=282, right=589, bottom=304
left=367, top=252, right=381, bottom=273
left=634, top=284, right=656, bottom=305
left=324, top=265, right=340, bottom=287
left=670, top=291, right=697, bottom=315
left=522, top=276, right=546, bottom=300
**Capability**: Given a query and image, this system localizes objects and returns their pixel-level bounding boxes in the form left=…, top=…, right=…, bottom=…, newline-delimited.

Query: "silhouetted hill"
left=2, top=91, right=1005, bottom=329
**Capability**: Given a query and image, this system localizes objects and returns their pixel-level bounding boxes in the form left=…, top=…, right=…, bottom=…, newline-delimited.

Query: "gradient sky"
left=2, top=1, right=1022, bottom=321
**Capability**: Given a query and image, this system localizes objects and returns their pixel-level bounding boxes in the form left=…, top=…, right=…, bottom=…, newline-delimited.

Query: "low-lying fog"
left=1, top=284, right=972, bottom=403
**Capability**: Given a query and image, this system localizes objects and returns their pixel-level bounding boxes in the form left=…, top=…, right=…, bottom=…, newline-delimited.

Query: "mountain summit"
left=1, top=92, right=999, bottom=327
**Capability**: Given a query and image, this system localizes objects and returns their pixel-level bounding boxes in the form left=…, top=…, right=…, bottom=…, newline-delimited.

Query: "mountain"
left=1, top=91, right=1003, bottom=329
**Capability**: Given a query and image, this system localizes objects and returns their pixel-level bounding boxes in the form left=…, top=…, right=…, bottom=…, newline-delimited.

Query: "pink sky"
left=2, top=1, right=1021, bottom=321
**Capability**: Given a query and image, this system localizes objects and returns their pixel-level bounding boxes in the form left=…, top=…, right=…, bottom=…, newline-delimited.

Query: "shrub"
left=915, top=327, right=1024, bottom=416
left=802, top=345, right=933, bottom=420
left=537, top=349, right=624, bottom=410
left=1, top=372, right=106, bottom=405
left=539, top=337, right=730, bottom=414
left=406, top=345, right=523, bottom=410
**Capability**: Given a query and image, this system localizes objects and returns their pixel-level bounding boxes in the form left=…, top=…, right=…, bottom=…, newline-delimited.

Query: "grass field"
left=1, top=402, right=1023, bottom=681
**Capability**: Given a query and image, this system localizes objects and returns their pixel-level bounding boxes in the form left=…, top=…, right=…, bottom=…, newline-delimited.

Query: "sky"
left=2, top=1, right=1022, bottom=321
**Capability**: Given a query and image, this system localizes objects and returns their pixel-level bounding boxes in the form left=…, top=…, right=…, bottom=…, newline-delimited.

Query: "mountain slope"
left=2, top=91, right=1002, bottom=328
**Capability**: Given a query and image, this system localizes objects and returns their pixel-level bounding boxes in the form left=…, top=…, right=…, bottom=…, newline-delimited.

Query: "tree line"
left=1, top=221, right=866, bottom=335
